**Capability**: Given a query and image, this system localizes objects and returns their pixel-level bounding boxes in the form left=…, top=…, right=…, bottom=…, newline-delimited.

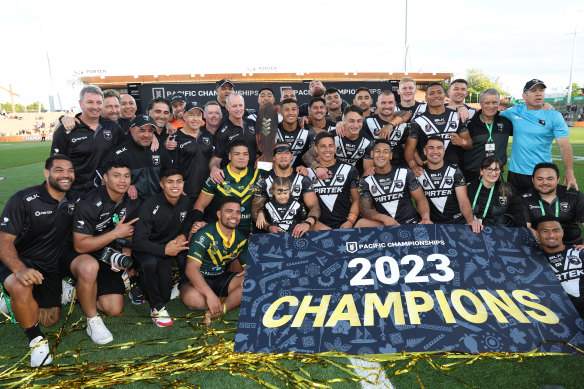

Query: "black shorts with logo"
left=0, top=265, right=62, bottom=309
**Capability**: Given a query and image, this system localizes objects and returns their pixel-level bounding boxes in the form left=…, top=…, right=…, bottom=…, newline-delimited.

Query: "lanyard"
left=472, top=180, right=495, bottom=218
left=539, top=199, right=559, bottom=217
left=481, top=114, right=494, bottom=143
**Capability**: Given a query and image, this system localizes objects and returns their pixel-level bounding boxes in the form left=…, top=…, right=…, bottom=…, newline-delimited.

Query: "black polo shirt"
left=0, top=184, right=77, bottom=273
left=132, top=192, right=194, bottom=257
left=212, top=117, right=257, bottom=167
left=172, top=128, right=214, bottom=199
left=73, top=186, right=141, bottom=259
left=51, top=114, right=125, bottom=191
left=522, top=185, right=584, bottom=245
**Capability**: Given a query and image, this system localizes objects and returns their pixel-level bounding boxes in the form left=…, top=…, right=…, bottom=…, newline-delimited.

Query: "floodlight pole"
left=566, top=24, right=578, bottom=105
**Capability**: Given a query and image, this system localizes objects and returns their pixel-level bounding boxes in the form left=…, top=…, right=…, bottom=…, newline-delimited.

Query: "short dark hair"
left=533, top=162, right=560, bottom=178
left=343, top=104, right=363, bottom=117
left=103, top=89, right=121, bottom=103
left=534, top=215, right=562, bottom=230
left=450, top=79, right=468, bottom=87
left=325, top=87, right=340, bottom=97
left=229, top=140, right=249, bottom=153
left=281, top=98, right=298, bottom=106
left=426, top=135, right=445, bottom=144
left=218, top=196, right=241, bottom=210
left=308, top=97, right=326, bottom=108
left=480, top=156, right=503, bottom=170
left=354, top=87, right=371, bottom=98
left=315, top=131, right=334, bottom=146
left=258, top=87, right=274, bottom=95
left=374, top=139, right=392, bottom=149
left=272, top=176, right=292, bottom=189
left=426, top=82, right=445, bottom=92
left=103, top=158, right=130, bottom=174
left=45, top=154, right=72, bottom=170
left=160, top=168, right=182, bottom=180
left=147, top=97, right=171, bottom=113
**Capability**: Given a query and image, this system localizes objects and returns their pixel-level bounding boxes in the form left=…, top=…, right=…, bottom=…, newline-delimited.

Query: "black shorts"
left=0, top=265, right=62, bottom=309
left=204, top=272, right=236, bottom=297
left=60, top=249, right=125, bottom=297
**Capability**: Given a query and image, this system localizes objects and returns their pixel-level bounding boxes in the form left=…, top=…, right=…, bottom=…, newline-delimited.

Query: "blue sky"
left=0, top=0, right=582, bottom=109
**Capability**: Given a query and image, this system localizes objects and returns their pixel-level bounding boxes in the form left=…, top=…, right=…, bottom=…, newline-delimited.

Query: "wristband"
left=193, top=209, right=204, bottom=222
left=301, top=221, right=312, bottom=227
left=307, top=216, right=318, bottom=225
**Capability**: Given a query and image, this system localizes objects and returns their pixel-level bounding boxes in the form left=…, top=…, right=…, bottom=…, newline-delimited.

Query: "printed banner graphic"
left=234, top=225, right=584, bottom=354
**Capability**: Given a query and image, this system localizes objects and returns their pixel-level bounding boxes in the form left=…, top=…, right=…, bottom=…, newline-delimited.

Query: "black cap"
left=170, top=94, right=187, bottom=104
left=130, top=114, right=155, bottom=128
left=183, top=101, right=203, bottom=114
left=523, top=79, right=546, bottom=93
left=215, top=79, right=234, bottom=89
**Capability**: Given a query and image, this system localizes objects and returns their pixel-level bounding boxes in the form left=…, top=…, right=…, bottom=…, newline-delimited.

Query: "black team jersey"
left=132, top=192, right=194, bottom=257
left=359, top=167, right=421, bottom=224
left=264, top=197, right=307, bottom=232
left=334, top=134, right=373, bottom=175
left=522, top=186, right=584, bottom=245
left=417, top=164, right=466, bottom=224
left=212, top=117, right=257, bottom=168
left=362, top=114, right=408, bottom=167
left=0, top=184, right=77, bottom=273
left=408, top=109, right=468, bottom=167
left=51, top=115, right=125, bottom=191
left=255, top=170, right=314, bottom=202
left=543, top=248, right=584, bottom=300
left=275, top=124, right=315, bottom=167
left=172, top=128, right=214, bottom=200
left=72, top=186, right=141, bottom=259
left=397, top=101, right=425, bottom=118
left=307, top=161, right=360, bottom=228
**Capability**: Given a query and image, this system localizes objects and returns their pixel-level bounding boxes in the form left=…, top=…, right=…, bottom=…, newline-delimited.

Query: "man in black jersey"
left=252, top=142, right=321, bottom=235
left=0, top=155, right=76, bottom=367
left=203, top=101, right=223, bottom=135
left=52, top=86, right=125, bottom=195
left=67, top=160, right=141, bottom=345
left=215, top=79, right=234, bottom=123
left=298, top=80, right=326, bottom=117
left=133, top=169, right=193, bottom=327
left=325, top=88, right=343, bottom=122
left=353, top=87, right=373, bottom=117
left=58, top=89, right=126, bottom=135
left=146, top=97, right=174, bottom=146
left=447, top=79, right=476, bottom=119
left=405, top=82, right=473, bottom=175
left=307, top=97, right=337, bottom=133
left=120, top=94, right=137, bottom=128
left=275, top=99, right=315, bottom=167
left=102, top=115, right=172, bottom=201
left=523, top=163, right=584, bottom=245
left=359, top=140, right=431, bottom=226
left=537, top=217, right=584, bottom=317
left=306, top=132, right=363, bottom=230
left=209, top=93, right=257, bottom=182
left=417, top=137, right=481, bottom=232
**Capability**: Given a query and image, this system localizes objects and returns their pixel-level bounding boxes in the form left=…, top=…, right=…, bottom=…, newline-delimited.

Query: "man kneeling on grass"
left=180, top=196, right=246, bottom=322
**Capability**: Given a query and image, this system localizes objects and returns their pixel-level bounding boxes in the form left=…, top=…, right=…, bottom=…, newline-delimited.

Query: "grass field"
left=0, top=132, right=583, bottom=388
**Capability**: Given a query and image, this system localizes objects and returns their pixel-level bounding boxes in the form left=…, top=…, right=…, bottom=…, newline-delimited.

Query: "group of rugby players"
left=0, top=77, right=583, bottom=367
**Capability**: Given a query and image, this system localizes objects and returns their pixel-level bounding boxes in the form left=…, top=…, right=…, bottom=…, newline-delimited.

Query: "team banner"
left=234, top=225, right=584, bottom=354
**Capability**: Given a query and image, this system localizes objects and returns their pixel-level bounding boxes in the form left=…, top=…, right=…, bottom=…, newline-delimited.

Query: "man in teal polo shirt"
left=501, top=79, right=577, bottom=194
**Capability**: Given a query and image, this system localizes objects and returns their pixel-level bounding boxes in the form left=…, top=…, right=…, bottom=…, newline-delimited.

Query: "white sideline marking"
left=348, top=357, right=394, bottom=389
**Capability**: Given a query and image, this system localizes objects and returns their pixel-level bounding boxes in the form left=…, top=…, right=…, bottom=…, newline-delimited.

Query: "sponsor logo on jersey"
left=71, top=136, right=88, bottom=143
left=444, top=176, right=454, bottom=186
left=449, top=121, right=457, bottom=129
left=395, top=180, right=404, bottom=189
left=116, top=147, right=127, bottom=155
left=153, top=205, right=159, bottom=215
left=96, top=201, right=102, bottom=207
left=77, top=220, right=85, bottom=228
left=26, top=194, right=39, bottom=202
left=180, top=141, right=192, bottom=148
left=180, top=211, right=187, bottom=222
left=229, top=134, right=239, bottom=141
left=35, top=210, right=52, bottom=216
left=1, top=217, right=9, bottom=226
left=336, top=174, right=345, bottom=183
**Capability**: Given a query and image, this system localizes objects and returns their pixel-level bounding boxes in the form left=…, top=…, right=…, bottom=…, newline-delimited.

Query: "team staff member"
left=132, top=169, right=193, bottom=327
left=52, top=85, right=125, bottom=195
left=306, top=132, right=363, bottom=230
left=209, top=93, right=257, bottom=181
left=193, top=141, right=262, bottom=237
left=537, top=217, right=584, bottom=317
left=102, top=115, right=172, bottom=201
left=466, top=156, right=524, bottom=227
left=146, top=97, right=174, bottom=144
left=417, top=137, right=481, bottom=232
left=120, top=94, right=137, bottom=133
left=463, top=89, right=513, bottom=182
left=0, top=155, right=76, bottom=367
left=501, top=79, right=577, bottom=193
left=359, top=140, right=431, bottom=226
left=523, top=163, right=584, bottom=245
left=66, top=160, right=141, bottom=345
left=169, top=94, right=187, bottom=129
left=215, top=79, right=234, bottom=125
left=172, top=103, right=214, bottom=201
left=181, top=196, right=247, bottom=320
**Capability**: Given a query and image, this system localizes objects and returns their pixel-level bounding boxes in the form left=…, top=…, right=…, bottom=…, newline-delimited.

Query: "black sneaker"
left=129, top=283, right=146, bottom=305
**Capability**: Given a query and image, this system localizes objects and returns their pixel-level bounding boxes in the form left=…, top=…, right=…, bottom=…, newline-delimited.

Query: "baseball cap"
left=183, top=102, right=203, bottom=114
left=170, top=94, right=187, bottom=104
left=130, top=114, right=155, bottom=128
left=523, top=79, right=546, bottom=93
left=215, top=79, right=234, bottom=89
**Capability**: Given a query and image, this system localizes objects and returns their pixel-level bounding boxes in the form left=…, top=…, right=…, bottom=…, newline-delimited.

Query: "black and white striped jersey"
left=307, top=161, right=360, bottom=227
left=334, top=134, right=372, bottom=174
left=362, top=114, right=408, bottom=166
left=254, top=170, right=314, bottom=202
left=359, top=167, right=421, bottom=224
left=264, top=198, right=306, bottom=231
left=543, top=248, right=584, bottom=298
left=417, top=164, right=466, bottom=224
left=275, top=124, right=315, bottom=167
left=396, top=101, right=426, bottom=119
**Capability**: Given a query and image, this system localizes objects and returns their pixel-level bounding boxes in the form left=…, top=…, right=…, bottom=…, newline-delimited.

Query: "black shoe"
left=129, top=283, right=146, bottom=305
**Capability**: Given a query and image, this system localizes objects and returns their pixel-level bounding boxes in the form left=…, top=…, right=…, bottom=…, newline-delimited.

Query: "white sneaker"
left=170, top=282, right=180, bottom=300
left=151, top=307, right=173, bottom=327
left=122, top=271, right=130, bottom=290
left=29, top=336, right=52, bottom=367
left=0, top=296, right=8, bottom=316
left=86, top=316, right=113, bottom=345
left=61, top=279, right=75, bottom=305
